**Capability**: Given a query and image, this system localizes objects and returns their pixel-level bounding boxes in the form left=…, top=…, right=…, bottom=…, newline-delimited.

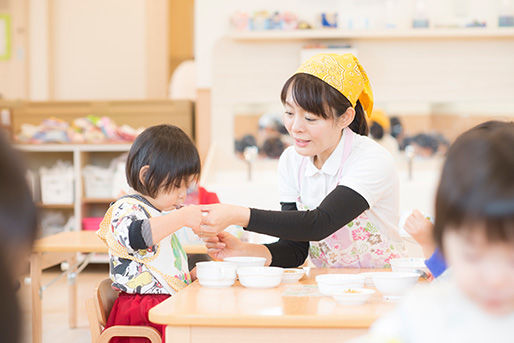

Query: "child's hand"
left=404, top=209, right=435, bottom=258
left=179, top=205, right=203, bottom=232
left=189, top=266, right=197, bottom=281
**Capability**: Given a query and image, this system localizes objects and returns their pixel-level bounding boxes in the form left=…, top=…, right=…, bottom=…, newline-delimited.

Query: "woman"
left=201, top=53, right=405, bottom=268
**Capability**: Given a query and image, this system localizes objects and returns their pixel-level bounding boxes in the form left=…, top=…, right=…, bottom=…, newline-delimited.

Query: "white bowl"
left=390, top=257, right=426, bottom=274
left=223, top=256, right=267, bottom=269
left=196, top=261, right=237, bottom=288
left=281, top=268, right=305, bottom=283
left=315, top=274, right=365, bottom=296
left=359, top=272, right=380, bottom=287
left=237, top=266, right=284, bottom=288
left=332, top=288, right=376, bottom=305
left=371, top=272, right=420, bottom=300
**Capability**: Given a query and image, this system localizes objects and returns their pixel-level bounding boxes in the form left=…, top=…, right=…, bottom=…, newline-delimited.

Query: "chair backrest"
left=86, top=278, right=162, bottom=343
left=96, top=278, right=119, bottom=327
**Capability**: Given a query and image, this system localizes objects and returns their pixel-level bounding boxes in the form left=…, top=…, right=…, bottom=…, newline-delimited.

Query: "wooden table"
left=149, top=268, right=396, bottom=343
left=30, top=230, right=206, bottom=343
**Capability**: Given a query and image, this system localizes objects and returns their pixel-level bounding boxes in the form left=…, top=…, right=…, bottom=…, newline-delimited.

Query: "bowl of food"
left=390, top=257, right=427, bottom=275
left=223, top=256, right=267, bottom=269
left=332, top=288, right=376, bottom=305
left=237, top=266, right=284, bottom=288
left=281, top=268, right=305, bottom=283
left=315, top=274, right=365, bottom=296
left=371, top=272, right=420, bottom=300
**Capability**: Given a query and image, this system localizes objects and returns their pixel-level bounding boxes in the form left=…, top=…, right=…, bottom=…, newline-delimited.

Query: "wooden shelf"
left=229, top=27, right=514, bottom=41
left=15, top=143, right=132, bottom=152
left=37, top=202, right=74, bottom=209
left=83, top=197, right=116, bottom=204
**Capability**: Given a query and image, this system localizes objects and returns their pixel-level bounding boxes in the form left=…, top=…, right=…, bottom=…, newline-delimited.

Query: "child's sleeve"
left=111, top=202, right=153, bottom=254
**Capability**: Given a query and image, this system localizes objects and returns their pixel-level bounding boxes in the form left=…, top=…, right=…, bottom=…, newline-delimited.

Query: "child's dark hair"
left=126, top=125, right=201, bottom=198
left=434, top=121, right=514, bottom=251
left=280, top=73, right=369, bottom=136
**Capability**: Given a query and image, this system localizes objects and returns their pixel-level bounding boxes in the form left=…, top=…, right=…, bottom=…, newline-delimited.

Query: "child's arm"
left=404, top=209, right=435, bottom=258
left=149, top=205, right=203, bottom=243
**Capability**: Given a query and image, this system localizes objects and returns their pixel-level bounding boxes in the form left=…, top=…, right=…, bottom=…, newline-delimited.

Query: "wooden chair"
left=86, top=278, right=161, bottom=343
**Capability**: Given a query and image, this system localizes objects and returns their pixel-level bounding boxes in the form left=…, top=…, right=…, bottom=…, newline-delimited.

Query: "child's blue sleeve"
left=425, top=247, right=447, bottom=278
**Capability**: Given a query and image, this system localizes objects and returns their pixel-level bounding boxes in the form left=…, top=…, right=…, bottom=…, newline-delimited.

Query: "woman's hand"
left=404, top=209, right=435, bottom=258
left=204, top=231, right=244, bottom=261
left=204, top=231, right=272, bottom=265
left=199, top=204, right=250, bottom=237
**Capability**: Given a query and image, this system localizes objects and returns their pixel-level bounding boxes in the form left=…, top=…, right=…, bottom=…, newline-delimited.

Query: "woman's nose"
left=291, top=116, right=303, bottom=133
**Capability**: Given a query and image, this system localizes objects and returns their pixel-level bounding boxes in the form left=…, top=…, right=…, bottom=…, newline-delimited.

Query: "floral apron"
left=297, top=128, right=404, bottom=268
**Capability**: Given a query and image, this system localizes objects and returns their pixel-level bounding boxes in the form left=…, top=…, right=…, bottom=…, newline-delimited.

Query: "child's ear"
left=139, top=165, right=150, bottom=186
left=338, top=107, right=356, bottom=129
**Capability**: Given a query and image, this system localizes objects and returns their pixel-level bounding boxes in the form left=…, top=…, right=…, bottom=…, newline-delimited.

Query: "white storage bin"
left=83, top=165, right=114, bottom=198
left=40, top=161, right=74, bottom=204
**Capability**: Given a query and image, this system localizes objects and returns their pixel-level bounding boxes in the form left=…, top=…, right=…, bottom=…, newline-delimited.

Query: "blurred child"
left=366, top=123, right=514, bottom=342
left=97, top=124, right=203, bottom=341
left=0, top=133, right=38, bottom=343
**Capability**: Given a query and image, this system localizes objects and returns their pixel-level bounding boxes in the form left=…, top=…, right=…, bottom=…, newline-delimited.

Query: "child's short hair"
left=434, top=122, right=514, bottom=249
left=126, top=125, right=200, bottom=198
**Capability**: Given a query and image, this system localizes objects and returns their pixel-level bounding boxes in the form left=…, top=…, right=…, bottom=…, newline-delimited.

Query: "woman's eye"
left=285, top=111, right=293, bottom=116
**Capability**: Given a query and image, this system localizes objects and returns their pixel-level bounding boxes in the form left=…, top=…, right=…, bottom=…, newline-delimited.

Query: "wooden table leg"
left=30, top=252, right=42, bottom=343
left=68, top=254, right=78, bottom=328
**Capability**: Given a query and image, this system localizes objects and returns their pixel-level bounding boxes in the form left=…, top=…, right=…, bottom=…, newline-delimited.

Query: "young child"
left=365, top=123, right=514, bottom=342
left=97, top=124, right=203, bottom=340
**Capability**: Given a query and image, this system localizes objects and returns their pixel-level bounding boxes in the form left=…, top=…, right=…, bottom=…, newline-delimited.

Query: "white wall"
left=53, top=0, right=146, bottom=100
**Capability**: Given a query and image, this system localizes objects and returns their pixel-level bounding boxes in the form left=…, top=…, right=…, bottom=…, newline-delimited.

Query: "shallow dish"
left=315, top=274, right=365, bottom=296
left=237, top=266, right=284, bottom=288
left=224, top=256, right=267, bottom=268
left=281, top=268, right=305, bottom=283
left=371, top=272, right=420, bottom=300
left=390, top=257, right=427, bottom=275
left=332, top=288, right=376, bottom=305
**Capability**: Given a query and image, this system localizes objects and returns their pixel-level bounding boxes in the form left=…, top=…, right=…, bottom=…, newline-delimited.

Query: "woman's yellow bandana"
left=295, top=53, right=374, bottom=117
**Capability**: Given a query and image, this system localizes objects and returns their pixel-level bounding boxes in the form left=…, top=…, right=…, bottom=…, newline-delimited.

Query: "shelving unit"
left=17, top=143, right=132, bottom=234
left=229, top=27, right=514, bottom=40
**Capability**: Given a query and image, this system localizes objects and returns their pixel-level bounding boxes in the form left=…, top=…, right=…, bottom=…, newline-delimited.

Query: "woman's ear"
left=337, top=107, right=356, bottom=129
left=138, top=165, right=150, bottom=186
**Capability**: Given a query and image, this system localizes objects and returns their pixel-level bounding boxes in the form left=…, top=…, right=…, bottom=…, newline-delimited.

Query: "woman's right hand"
left=204, top=231, right=245, bottom=261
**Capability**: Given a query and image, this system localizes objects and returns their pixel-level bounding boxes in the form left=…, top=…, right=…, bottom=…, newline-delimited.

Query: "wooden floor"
left=19, top=263, right=108, bottom=343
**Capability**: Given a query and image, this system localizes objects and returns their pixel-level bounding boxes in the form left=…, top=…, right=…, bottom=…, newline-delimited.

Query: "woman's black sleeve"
left=248, top=185, right=369, bottom=241
left=264, top=202, right=310, bottom=268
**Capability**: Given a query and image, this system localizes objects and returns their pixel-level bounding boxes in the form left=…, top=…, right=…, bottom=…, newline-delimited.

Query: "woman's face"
left=283, top=90, right=345, bottom=167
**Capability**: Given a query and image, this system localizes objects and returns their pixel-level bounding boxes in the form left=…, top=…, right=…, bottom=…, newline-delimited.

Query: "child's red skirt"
left=104, top=292, right=170, bottom=343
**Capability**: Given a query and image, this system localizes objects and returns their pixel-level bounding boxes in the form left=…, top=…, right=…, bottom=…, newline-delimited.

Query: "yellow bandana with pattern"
left=295, top=53, right=374, bottom=117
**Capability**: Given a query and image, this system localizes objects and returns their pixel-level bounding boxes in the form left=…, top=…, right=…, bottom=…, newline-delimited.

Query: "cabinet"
left=17, top=143, right=132, bottom=236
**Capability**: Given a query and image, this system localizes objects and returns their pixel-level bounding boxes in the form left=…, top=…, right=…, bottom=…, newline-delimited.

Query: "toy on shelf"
left=16, top=115, right=144, bottom=144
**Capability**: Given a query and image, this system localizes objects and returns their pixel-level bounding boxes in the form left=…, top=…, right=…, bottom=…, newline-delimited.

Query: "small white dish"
left=223, top=256, right=267, bottom=269
left=371, top=272, right=420, bottom=300
left=237, top=266, right=284, bottom=288
left=390, top=257, right=427, bottom=275
left=315, top=274, right=365, bottom=296
left=196, top=261, right=237, bottom=288
left=281, top=268, right=305, bottom=283
left=332, top=288, right=376, bottom=305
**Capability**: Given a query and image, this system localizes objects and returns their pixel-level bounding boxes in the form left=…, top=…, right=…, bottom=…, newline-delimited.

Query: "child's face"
left=283, top=93, right=344, bottom=164
left=443, top=227, right=514, bottom=315
left=152, top=178, right=192, bottom=212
